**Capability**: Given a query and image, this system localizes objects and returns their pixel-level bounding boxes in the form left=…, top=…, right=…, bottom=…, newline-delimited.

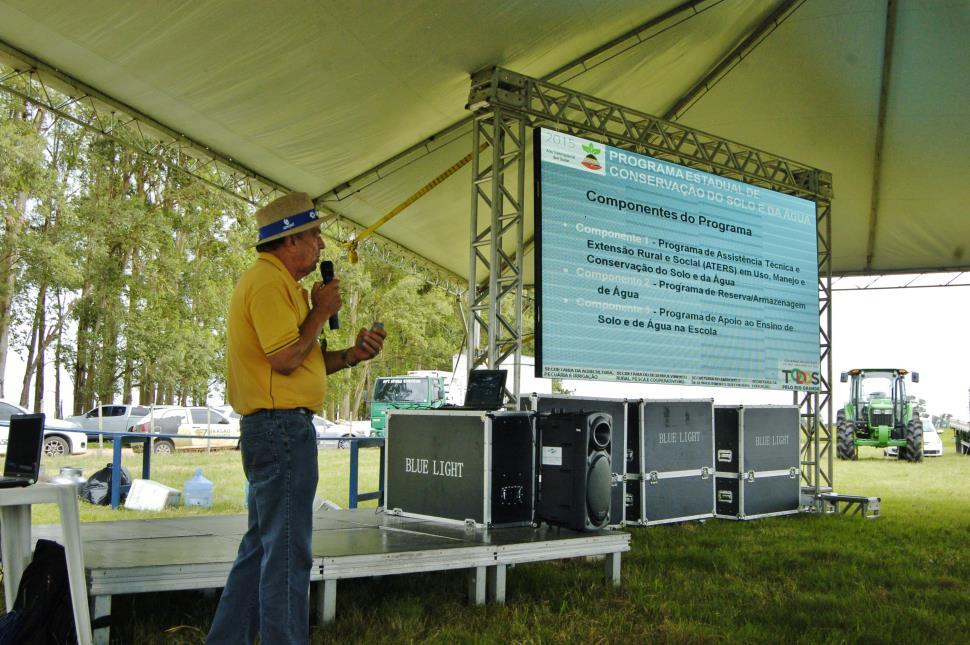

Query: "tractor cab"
left=837, top=368, right=923, bottom=461
left=845, top=369, right=914, bottom=441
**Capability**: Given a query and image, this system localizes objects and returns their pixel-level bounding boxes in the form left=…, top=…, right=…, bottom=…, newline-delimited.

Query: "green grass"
left=32, top=444, right=382, bottom=524
left=21, top=434, right=970, bottom=643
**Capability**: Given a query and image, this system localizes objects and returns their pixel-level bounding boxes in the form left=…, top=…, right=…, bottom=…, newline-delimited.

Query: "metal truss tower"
left=465, top=103, right=526, bottom=399
left=466, top=66, right=833, bottom=494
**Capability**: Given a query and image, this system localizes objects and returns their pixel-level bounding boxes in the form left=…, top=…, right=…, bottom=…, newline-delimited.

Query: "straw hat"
left=254, top=192, right=321, bottom=245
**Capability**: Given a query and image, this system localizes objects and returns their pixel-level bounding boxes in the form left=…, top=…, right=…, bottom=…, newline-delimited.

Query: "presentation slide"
left=534, top=127, right=820, bottom=391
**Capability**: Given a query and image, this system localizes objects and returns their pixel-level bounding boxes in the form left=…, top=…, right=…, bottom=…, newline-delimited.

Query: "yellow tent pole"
left=345, top=142, right=489, bottom=262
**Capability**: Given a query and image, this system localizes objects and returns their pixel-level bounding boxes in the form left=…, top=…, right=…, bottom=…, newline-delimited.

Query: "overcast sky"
left=4, top=277, right=969, bottom=421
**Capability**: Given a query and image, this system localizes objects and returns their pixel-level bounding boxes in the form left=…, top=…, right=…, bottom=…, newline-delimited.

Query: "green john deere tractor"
left=837, top=368, right=923, bottom=462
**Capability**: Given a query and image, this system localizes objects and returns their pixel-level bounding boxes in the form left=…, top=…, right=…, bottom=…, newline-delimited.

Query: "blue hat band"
left=258, top=207, right=319, bottom=241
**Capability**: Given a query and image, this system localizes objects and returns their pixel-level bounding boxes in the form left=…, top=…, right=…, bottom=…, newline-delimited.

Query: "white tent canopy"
left=1, top=0, right=967, bottom=281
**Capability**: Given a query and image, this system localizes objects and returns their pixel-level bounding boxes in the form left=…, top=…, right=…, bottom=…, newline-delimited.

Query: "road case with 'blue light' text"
left=384, top=409, right=534, bottom=528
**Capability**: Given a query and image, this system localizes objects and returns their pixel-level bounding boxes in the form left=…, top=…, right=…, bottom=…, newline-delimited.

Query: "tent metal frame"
left=832, top=272, right=970, bottom=291
left=466, top=66, right=834, bottom=493
left=0, top=31, right=838, bottom=492
left=316, top=0, right=714, bottom=209
left=0, top=40, right=287, bottom=205
left=0, top=44, right=467, bottom=296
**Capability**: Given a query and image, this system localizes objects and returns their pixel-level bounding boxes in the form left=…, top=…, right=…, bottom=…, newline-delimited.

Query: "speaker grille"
left=589, top=413, right=612, bottom=450
left=586, top=454, right=611, bottom=526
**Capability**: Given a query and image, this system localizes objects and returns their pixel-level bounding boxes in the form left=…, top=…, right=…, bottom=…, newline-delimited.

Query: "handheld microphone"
left=320, top=260, right=339, bottom=330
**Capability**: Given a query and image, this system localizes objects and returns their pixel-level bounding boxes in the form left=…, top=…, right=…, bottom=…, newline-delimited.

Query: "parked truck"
left=369, top=355, right=554, bottom=437
left=369, top=372, right=451, bottom=437
left=955, top=421, right=970, bottom=455
left=954, top=388, right=970, bottom=455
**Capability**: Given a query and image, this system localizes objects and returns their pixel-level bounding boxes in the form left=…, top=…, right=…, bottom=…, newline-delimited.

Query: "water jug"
left=184, top=468, right=213, bottom=508
left=51, top=466, right=86, bottom=493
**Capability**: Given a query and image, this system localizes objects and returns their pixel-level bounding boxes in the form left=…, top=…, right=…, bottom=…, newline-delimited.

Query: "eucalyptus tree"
left=66, top=137, right=253, bottom=411
left=0, top=93, right=52, bottom=398
left=3, top=81, right=465, bottom=417
left=14, top=116, right=85, bottom=410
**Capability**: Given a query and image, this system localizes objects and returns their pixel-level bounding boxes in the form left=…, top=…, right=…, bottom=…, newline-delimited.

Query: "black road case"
left=384, top=409, right=534, bottom=528
left=520, top=393, right=629, bottom=527
left=714, top=405, right=801, bottom=520
left=629, top=399, right=715, bottom=526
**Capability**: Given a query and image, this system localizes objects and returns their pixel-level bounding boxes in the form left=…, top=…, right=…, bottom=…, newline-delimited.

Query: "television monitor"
left=533, top=126, right=820, bottom=391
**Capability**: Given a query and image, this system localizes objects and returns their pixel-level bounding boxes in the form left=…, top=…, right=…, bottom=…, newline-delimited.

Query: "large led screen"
left=534, top=127, right=820, bottom=391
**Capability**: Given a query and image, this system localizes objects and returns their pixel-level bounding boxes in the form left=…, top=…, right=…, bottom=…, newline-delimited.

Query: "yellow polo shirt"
left=227, top=252, right=327, bottom=415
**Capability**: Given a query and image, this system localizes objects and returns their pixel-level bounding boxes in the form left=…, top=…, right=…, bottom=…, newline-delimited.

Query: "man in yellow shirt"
left=207, top=192, right=385, bottom=645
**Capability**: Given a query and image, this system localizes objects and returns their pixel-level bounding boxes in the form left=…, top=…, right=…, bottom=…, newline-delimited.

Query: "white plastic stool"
left=0, top=482, right=92, bottom=645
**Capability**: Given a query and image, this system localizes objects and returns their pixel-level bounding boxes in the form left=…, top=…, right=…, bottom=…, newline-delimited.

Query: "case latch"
left=700, top=466, right=711, bottom=480
left=648, top=471, right=659, bottom=485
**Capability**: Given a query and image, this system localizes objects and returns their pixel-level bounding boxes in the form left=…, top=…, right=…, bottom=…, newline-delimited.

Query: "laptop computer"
left=440, top=369, right=508, bottom=410
left=0, top=413, right=45, bottom=488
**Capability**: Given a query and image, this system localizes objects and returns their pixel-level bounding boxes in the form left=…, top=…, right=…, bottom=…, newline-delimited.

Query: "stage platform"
left=34, top=509, right=630, bottom=644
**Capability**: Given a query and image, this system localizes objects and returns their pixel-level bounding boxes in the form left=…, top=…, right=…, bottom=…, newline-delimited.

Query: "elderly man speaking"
left=207, top=192, right=386, bottom=644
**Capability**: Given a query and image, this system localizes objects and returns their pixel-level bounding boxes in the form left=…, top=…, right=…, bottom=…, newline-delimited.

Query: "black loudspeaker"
left=535, top=410, right=612, bottom=531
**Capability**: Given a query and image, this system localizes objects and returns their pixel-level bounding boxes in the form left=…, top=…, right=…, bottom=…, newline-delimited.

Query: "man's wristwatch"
left=341, top=348, right=358, bottom=368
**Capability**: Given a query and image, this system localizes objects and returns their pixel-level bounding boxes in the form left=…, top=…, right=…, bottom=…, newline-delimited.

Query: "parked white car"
left=213, top=405, right=240, bottom=421
left=67, top=403, right=153, bottom=435
left=885, top=418, right=944, bottom=458
left=129, top=406, right=240, bottom=454
left=314, top=417, right=370, bottom=448
left=0, top=399, right=88, bottom=457
left=203, top=406, right=370, bottom=449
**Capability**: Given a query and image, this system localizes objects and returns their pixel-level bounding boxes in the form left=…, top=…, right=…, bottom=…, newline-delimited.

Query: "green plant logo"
left=580, top=141, right=602, bottom=170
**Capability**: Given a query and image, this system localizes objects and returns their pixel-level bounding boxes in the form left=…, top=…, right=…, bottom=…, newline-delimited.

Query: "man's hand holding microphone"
left=311, top=260, right=386, bottom=369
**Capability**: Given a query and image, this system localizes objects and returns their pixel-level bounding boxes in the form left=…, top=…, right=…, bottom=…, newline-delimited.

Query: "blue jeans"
left=207, top=409, right=319, bottom=645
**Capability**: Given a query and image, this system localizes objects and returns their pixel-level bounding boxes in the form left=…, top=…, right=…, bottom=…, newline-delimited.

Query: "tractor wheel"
left=902, top=418, right=924, bottom=462
left=837, top=419, right=856, bottom=460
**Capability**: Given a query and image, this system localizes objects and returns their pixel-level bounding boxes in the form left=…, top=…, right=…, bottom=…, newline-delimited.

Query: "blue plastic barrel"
left=184, top=467, right=214, bottom=508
